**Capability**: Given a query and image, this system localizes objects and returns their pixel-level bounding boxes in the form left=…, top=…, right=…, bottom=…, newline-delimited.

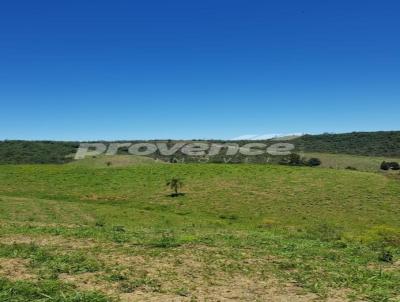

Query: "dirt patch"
left=0, top=220, right=80, bottom=229
left=59, top=272, right=121, bottom=298
left=98, top=247, right=320, bottom=301
left=0, top=234, right=100, bottom=249
left=367, top=260, right=400, bottom=273
left=0, top=237, right=355, bottom=301
left=120, top=291, right=187, bottom=302
left=119, top=276, right=319, bottom=302
left=0, top=258, right=36, bottom=281
left=202, top=277, right=316, bottom=301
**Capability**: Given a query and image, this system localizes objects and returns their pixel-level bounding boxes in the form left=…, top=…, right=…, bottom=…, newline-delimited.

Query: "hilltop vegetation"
left=1, top=131, right=400, bottom=164
left=0, top=140, right=78, bottom=164
left=0, top=164, right=399, bottom=301
left=293, top=131, right=400, bottom=157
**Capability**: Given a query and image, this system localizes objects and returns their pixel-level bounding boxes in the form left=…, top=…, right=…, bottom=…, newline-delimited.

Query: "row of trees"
left=2, top=131, right=399, bottom=165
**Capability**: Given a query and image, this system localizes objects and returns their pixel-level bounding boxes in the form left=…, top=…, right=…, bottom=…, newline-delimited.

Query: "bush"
left=279, top=153, right=305, bottom=166
left=378, top=250, right=394, bottom=263
left=346, top=166, right=357, bottom=171
left=307, top=158, right=321, bottom=167
left=380, top=161, right=400, bottom=170
left=381, top=161, right=390, bottom=170
left=288, top=153, right=302, bottom=165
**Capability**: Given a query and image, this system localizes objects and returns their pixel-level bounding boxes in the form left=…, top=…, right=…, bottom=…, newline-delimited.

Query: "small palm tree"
left=166, top=178, right=183, bottom=196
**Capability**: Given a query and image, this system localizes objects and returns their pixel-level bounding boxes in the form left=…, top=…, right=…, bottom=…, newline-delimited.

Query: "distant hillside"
left=293, top=131, right=400, bottom=157
left=0, top=140, right=78, bottom=164
left=1, top=131, right=399, bottom=164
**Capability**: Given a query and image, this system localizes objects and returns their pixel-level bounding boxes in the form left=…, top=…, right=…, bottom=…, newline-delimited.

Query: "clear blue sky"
left=1, top=1, right=399, bottom=140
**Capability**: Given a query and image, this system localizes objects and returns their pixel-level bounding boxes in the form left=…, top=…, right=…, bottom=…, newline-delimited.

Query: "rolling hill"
left=0, top=163, right=399, bottom=301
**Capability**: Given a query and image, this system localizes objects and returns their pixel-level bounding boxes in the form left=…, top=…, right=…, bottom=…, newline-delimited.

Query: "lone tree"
left=166, top=178, right=183, bottom=196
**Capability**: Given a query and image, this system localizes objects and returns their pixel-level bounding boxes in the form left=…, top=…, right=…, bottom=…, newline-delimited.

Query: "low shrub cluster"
left=380, top=161, right=400, bottom=171
left=279, top=153, right=321, bottom=167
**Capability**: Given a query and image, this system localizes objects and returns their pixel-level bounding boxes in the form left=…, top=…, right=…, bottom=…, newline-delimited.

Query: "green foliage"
left=306, top=222, right=343, bottom=242
left=0, top=278, right=110, bottom=302
left=381, top=161, right=390, bottom=170
left=0, top=140, right=78, bottom=164
left=150, top=231, right=181, bottom=248
left=1, top=163, right=400, bottom=300
left=287, top=153, right=302, bottom=165
left=280, top=153, right=321, bottom=167
left=0, top=243, right=103, bottom=275
left=381, top=161, right=400, bottom=171
left=293, top=131, right=400, bottom=157
left=2, top=131, right=400, bottom=165
left=306, top=157, right=322, bottom=167
left=166, top=178, right=183, bottom=196
left=378, top=250, right=394, bottom=263
left=389, top=162, right=400, bottom=170
left=359, top=226, right=400, bottom=248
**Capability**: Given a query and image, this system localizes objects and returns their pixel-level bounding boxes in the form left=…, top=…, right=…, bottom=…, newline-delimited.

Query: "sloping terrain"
left=67, top=155, right=164, bottom=168
left=0, top=164, right=399, bottom=301
left=303, top=152, right=400, bottom=172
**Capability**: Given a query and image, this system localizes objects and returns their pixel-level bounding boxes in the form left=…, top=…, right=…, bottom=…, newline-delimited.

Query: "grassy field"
left=303, top=152, right=400, bottom=172
left=67, top=155, right=164, bottom=168
left=0, top=163, right=399, bottom=301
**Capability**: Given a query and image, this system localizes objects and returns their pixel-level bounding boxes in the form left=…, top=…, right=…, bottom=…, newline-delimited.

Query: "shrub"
left=307, top=158, right=321, bottom=167
left=380, top=161, right=390, bottom=170
left=380, top=161, right=400, bottom=170
left=378, top=250, right=394, bottom=263
left=288, top=153, right=302, bottom=165
left=346, top=166, right=357, bottom=171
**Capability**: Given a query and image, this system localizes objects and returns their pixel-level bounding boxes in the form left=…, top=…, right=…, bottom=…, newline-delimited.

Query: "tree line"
left=1, top=131, right=400, bottom=164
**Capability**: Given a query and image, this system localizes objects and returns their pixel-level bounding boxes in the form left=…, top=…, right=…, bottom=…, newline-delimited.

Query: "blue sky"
left=1, top=1, right=399, bottom=140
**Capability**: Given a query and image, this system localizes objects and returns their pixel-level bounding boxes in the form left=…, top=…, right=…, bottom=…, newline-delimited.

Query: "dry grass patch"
left=0, top=257, right=36, bottom=281
left=0, top=234, right=100, bottom=249
left=59, top=272, right=118, bottom=296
